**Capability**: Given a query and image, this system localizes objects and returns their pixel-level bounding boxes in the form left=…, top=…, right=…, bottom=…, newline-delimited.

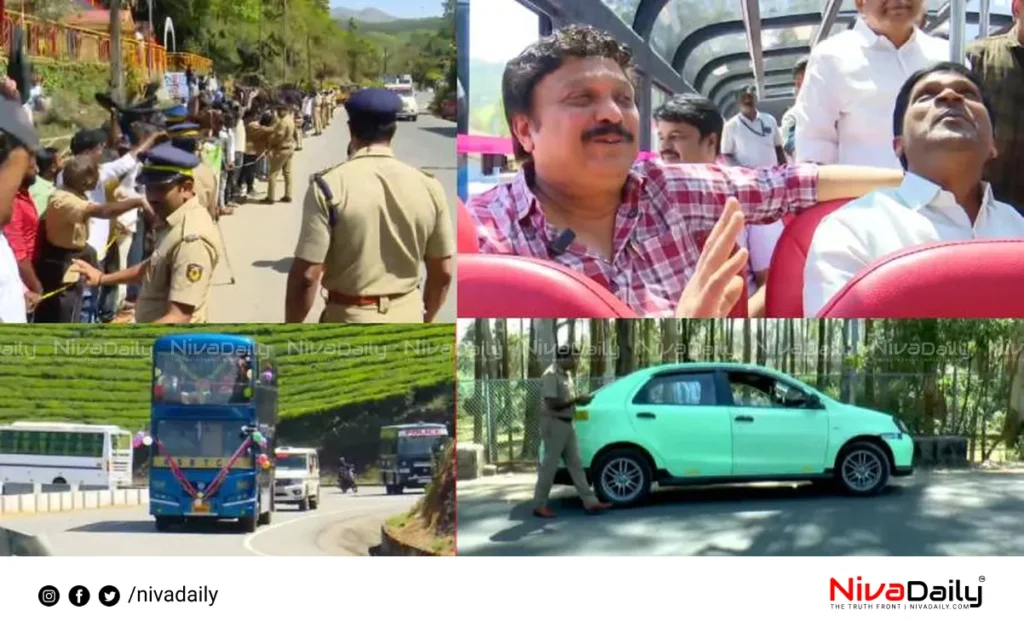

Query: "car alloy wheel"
left=841, top=448, right=884, bottom=492
left=599, top=456, right=645, bottom=503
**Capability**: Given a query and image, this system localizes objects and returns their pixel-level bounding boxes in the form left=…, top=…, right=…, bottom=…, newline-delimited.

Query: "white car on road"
left=273, top=447, right=320, bottom=511
left=387, top=84, right=419, bottom=122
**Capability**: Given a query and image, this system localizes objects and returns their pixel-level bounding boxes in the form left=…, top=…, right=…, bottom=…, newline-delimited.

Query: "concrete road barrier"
left=457, top=443, right=485, bottom=480
left=0, top=483, right=149, bottom=517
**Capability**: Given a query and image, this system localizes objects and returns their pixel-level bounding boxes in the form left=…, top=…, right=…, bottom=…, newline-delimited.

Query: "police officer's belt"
left=327, top=290, right=412, bottom=306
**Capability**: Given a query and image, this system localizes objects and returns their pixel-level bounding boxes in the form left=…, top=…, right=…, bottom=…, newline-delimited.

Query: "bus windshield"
left=398, top=434, right=448, bottom=458
left=275, top=454, right=308, bottom=470
left=153, top=420, right=249, bottom=457
left=153, top=350, right=254, bottom=404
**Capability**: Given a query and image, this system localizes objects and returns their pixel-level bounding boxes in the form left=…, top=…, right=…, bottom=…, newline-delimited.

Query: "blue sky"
left=329, top=0, right=444, bottom=19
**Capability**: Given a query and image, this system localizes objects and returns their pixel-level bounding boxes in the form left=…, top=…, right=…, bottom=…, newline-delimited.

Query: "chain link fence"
left=457, top=372, right=1013, bottom=466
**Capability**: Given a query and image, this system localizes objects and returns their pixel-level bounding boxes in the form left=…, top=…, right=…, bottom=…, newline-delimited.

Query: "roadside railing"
left=0, top=12, right=211, bottom=74
left=0, top=482, right=149, bottom=517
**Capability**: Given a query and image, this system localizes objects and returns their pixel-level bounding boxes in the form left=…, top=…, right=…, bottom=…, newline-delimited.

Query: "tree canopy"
left=148, top=0, right=455, bottom=90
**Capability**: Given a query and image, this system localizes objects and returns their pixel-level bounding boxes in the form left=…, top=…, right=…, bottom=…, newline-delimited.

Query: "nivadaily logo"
left=830, top=576, right=984, bottom=610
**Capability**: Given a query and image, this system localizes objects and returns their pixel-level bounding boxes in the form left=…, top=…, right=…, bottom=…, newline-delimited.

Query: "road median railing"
left=0, top=482, right=149, bottom=517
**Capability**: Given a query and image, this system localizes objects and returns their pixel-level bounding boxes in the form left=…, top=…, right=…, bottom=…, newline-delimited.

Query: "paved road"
left=456, top=471, right=1024, bottom=556
left=208, top=91, right=456, bottom=323
left=0, top=486, right=420, bottom=556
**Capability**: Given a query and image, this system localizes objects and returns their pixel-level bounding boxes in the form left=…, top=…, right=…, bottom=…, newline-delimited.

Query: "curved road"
left=0, top=486, right=420, bottom=556
left=208, top=91, right=456, bottom=323
left=456, top=471, right=1024, bottom=556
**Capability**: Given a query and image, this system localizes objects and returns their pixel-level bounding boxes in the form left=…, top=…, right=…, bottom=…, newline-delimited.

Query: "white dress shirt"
left=739, top=221, right=786, bottom=296
left=234, top=119, right=247, bottom=154
left=90, top=153, right=139, bottom=260
left=0, top=234, right=26, bottom=323
left=721, top=111, right=783, bottom=168
left=116, top=161, right=142, bottom=235
left=793, top=18, right=949, bottom=168
left=804, top=172, right=1024, bottom=315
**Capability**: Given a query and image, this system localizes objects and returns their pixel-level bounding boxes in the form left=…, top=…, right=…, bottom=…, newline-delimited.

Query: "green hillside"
left=356, top=17, right=446, bottom=33
left=0, top=324, right=454, bottom=430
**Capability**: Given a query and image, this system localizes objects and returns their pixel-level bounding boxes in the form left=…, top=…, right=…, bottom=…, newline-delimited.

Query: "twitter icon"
left=98, top=585, right=120, bottom=607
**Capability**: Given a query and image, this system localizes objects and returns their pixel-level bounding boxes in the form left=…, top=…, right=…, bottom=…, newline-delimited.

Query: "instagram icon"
left=37, top=586, right=60, bottom=606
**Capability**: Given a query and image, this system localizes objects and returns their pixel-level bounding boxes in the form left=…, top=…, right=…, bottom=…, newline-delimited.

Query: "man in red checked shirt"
left=468, top=24, right=907, bottom=317
left=3, top=156, right=43, bottom=312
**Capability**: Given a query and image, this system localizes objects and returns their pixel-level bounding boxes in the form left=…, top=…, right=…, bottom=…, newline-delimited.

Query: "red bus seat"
left=816, top=240, right=1024, bottom=317
left=764, top=198, right=854, bottom=317
left=457, top=199, right=479, bottom=254
left=457, top=254, right=637, bottom=318
left=457, top=254, right=747, bottom=318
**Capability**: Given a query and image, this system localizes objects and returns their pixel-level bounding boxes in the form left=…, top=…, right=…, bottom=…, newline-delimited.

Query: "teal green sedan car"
left=549, top=362, right=914, bottom=507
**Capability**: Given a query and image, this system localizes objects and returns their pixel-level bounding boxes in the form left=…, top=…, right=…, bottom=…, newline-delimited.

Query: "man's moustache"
left=581, top=124, right=635, bottom=142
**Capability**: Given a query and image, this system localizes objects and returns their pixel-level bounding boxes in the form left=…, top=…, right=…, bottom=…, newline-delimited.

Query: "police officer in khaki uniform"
left=70, top=144, right=223, bottom=323
left=34, top=156, right=146, bottom=323
left=168, top=123, right=218, bottom=220
left=322, top=90, right=333, bottom=126
left=533, top=345, right=612, bottom=519
left=313, top=91, right=324, bottom=135
left=293, top=101, right=304, bottom=151
left=284, top=88, right=454, bottom=324
left=262, top=103, right=295, bottom=203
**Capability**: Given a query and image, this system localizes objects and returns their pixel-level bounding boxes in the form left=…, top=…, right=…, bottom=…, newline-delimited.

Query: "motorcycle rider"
left=338, top=457, right=357, bottom=491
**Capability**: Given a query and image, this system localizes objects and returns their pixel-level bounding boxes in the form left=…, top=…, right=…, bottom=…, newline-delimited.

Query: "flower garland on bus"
left=148, top=427, right=270, bottom=501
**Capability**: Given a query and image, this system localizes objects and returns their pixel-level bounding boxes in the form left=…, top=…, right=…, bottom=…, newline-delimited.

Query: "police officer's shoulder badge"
left=185, top=263, right=204, bottom=282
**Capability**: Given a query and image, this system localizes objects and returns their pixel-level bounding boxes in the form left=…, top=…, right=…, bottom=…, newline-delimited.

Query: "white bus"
left=0, top=422, right=134, bottom=488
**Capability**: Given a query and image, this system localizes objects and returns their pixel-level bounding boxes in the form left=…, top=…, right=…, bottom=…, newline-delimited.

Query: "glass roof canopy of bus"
left=599, top=0, right=1015, bottom=114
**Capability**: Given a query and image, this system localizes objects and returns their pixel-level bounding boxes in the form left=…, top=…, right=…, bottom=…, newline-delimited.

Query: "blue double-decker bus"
left=147, top=333, right=278, bottom=533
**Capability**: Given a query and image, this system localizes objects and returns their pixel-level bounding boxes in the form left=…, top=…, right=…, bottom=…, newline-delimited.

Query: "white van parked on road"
left=273, top=447, right=320, bottom=511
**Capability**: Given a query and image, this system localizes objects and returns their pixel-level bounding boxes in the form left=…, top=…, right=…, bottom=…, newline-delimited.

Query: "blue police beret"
left=344, top=88, right=403, bottom=119
left=163, top=104, right=189, bottom=123
left=168, top=122, right=201, bottom=138
left=137, top=142, right=201, bottom=186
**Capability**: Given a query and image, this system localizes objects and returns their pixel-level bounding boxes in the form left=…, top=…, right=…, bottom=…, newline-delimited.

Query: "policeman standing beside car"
left=533, top=345, right=612, bottom=519
left=284, top=88, right=453, bottom=323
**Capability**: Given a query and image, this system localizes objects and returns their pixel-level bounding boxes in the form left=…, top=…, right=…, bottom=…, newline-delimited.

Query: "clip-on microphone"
left=548, top=229, right=576, bottom=257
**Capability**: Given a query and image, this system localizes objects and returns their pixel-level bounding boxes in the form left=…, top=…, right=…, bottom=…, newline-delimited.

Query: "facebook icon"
left=69, top=585, right=90, bottom=606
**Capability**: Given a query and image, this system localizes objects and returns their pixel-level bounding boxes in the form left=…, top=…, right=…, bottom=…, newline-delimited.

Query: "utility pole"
left=109, top=0, right=124, bottom=102
left=252, top=0, right=258, bottom=75
left=282, top=0, right=288, bottom=82
left=306, top=34, right=312, bottom=85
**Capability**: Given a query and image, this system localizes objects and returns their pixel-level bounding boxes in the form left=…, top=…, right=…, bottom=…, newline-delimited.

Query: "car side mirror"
left=807, top=394, right=822, bottom=408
